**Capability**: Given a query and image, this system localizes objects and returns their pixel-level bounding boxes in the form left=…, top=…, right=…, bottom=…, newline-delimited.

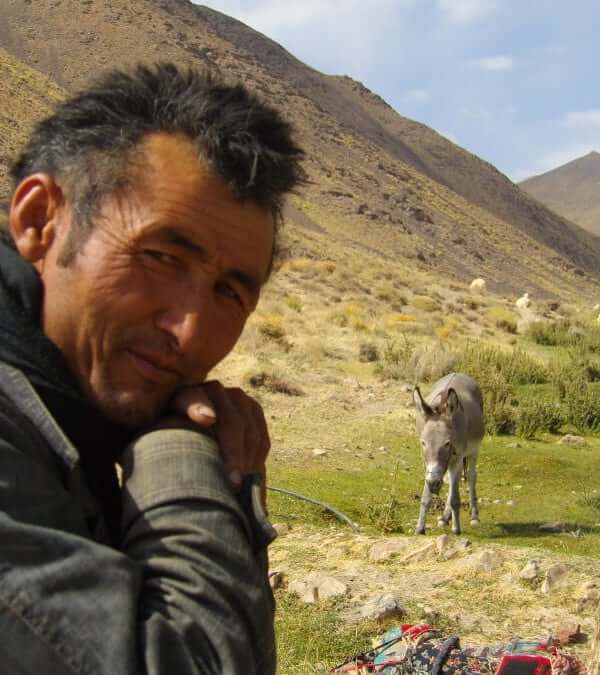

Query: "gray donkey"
left=413, top=373, right=484, bottom=535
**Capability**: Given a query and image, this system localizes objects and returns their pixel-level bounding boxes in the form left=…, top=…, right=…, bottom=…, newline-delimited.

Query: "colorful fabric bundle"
left=328, top=624, right=587, bottom=675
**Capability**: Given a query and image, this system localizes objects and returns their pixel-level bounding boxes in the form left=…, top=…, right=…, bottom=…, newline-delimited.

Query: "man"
left=0, top=62, right=304, bottom=674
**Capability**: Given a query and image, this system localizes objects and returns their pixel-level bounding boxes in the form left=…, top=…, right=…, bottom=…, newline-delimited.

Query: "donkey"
left=413, top=373, right=484, bottom=535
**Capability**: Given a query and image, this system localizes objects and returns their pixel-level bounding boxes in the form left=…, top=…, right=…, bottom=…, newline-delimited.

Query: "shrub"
left=358, top=341, right=380, bottom=362
left=286, top=294, right=303, bottom=313
left=455, top=342, right=548, bottom=385
left=487, top=307, right=519, bottom=334
left=515, top=402, right=564, bottom=439
left=562, top=376, right=600, bottom=433
left=374, top=336, right=414, bottom=381
left=480, top=373, right=515, bottom=435
left=245, top=370, right=304, bottom=396
left=412, top=295, right=439, bottom=312
left=257, top=313, right=285, bottom=340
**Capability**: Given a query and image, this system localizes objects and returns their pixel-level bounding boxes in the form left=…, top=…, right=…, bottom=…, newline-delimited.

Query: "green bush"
left=455, top=342, right=548, bottom=385
left=515, top=402, right=564, bottom=439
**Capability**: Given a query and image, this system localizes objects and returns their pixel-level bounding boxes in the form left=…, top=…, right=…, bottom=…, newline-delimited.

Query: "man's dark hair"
left=11, top=62, right=306, bottom=263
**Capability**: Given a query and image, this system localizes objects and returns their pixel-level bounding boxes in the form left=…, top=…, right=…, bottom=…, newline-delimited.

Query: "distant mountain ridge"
left=1, top=0, right=600, bottom=300
left=520, top=151, right=600, bottom=236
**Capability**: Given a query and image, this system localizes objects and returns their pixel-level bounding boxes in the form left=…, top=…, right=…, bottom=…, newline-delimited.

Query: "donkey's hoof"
left=452, top=528, right=461, bottom=535
left=437, top=518, right=448, bottom=528
left=415, top=527, right=426, bottom=535
left=470, top=518, right=480, bottom=526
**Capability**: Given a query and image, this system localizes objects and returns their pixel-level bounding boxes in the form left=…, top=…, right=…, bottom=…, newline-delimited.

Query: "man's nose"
left=155, top=301, right=206, bottom=352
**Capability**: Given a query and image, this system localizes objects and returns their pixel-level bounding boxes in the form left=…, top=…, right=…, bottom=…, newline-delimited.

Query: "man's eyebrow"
left=161, top=228, right=262, bottom=293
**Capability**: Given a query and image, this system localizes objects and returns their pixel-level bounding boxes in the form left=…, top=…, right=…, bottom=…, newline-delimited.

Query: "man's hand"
left=165, top=381, right=270, bottom=492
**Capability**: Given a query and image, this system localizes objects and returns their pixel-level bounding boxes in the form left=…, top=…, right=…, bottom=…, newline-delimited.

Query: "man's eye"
left=216, top=282, right=242, bottom=304
left=141, top=250, right=177, bottom=266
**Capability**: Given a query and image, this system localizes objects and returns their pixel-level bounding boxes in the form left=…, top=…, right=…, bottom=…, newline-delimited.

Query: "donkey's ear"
left=413, top=386, right=434, bottom=418
left=446, top=389, right=462, bottom=416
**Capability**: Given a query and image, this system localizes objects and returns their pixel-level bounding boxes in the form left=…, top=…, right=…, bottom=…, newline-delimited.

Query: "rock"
left=360, top=593, right=407, bottom=621
left=555, top=623, right=585, bottom=646
left=436, top=534, right=451, bottom=554
left=559, top=435, right=586, bottom=445
left=541, top=563, right=569, bottom=594
left=288, top=575, right=348, bottom=603
left=400, top=384, right=413, bottom=394
left=369, top=538, right=411, bottom=562
left=399, top=541, right=437, bottom=564
left=441, top=538, right=472, bottom=561
left=507, top=442, right=521, bottom=448
left=466, top=549, right=503, bottom=572
left=519, top=559, right=541, bottom=581
left=273, top=522, right=290, bottom=536
left=493, top=499, right=502, bottom=504
left=506, top=500, right=515, bottom=506
left=269, top=571, right=285, bottom=590
left=312, top=448, right=328, bottom=456
left=575, top=581, right=600, bottom=612
left=421, top=606, right=441, bottom=622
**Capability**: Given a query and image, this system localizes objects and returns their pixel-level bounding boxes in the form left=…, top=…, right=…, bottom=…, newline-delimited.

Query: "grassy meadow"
left=211, top=232, right=600, bottom=674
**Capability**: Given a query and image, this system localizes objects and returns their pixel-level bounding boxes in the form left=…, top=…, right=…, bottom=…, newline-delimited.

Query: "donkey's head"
left=413, top=386, right=462, bottom=494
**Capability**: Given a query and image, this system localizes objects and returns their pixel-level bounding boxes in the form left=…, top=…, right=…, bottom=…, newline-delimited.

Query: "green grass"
left=268, top=432, right=600, bottom=556
left=275, top=594, right=378, bottom=674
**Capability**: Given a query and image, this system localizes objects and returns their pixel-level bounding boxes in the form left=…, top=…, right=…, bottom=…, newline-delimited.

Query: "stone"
left=312, top=448, right=328, bottom=456
left=288, top=574, right=348, bottom=603
left=555, top=623, right=585, bottom=646
left=436, top=534, right=451, bottom=554
left=506, top=500, right=515, bottom=506
left=519, top=559, right=541, bottom=581
left=273, top=522, right=290, bottom=536
left=466, top=549, right=503, bottom=572
left=493, top=499, right=502, bottom=504
left=575, top=581, right=600, bottom=612
left=541, top=563, right=569, bottom=594
left=269, top=571, right=285, bottom=590
left=507, top=442, right=521, bottom=448
left=441, top=538, right=472, bottom=560
left=399, top=541, right=437, bottom=564
left=369, top=538, right=411, bottom=562
left=559, top=435, right=586, bottom=445
left=360, top=593, right=407, bottom=621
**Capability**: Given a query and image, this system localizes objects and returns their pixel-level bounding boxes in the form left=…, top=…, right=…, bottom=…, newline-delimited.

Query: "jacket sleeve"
left=0, top=416, right=276, bottom=675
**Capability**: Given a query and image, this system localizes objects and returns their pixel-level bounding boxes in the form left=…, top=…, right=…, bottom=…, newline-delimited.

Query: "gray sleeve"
left=120, top=429, right=277, bottom=675
left=0, top=419, right=276, bottom=675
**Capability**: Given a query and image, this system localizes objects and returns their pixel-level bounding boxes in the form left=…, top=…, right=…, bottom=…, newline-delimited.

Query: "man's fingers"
left=171, top=385, right=217, bottom=427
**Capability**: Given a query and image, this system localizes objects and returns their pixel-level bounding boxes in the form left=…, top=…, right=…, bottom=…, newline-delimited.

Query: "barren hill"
left=2, top=0, right=600, bottom=299
left=520, top=151, right=600, bottom=236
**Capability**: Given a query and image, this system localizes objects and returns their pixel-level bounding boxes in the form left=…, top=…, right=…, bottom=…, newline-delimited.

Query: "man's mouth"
left=127, top=349, right=182, bottom=386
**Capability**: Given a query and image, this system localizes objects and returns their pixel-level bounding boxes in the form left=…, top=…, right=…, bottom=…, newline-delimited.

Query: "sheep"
left=469, top=278, right=486, bottom=295
left=515, top=293, right=532, bottom=310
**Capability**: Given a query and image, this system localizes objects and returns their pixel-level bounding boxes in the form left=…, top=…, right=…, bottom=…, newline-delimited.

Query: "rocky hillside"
left=1, top=0, right=600, bottom=299
left=520, top=151, right=600, bottom=236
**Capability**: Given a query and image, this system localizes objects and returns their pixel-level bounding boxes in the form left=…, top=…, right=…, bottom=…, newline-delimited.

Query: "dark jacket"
left=0, top=241, right=276, bottom=674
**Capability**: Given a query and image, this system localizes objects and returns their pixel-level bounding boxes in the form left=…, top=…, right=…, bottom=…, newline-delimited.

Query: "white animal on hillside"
left=515, top=292, right=532, bottom=309
left=469, top=278, right=486, bottom=295
left=593, top=303, right=600, bottom=312
left=413, top=373, right=484, bottom=535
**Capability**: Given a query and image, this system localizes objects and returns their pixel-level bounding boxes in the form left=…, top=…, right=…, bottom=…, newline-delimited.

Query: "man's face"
left=33, top=133, right=274, bottom=427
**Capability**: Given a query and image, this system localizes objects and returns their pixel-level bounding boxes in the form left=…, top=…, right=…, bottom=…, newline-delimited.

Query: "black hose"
left=267, top=486, right=359, bottom=532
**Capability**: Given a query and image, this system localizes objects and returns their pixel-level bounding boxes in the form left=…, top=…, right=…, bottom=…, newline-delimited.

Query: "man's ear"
left=9, top=174, right=63, bottom=264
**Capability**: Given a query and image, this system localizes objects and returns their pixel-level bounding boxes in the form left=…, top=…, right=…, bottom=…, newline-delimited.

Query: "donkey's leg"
left=439, top=483, right=452, bottom=527
left=447, top=464, right=462, bottom=535
left=468, top=456, right=480, bottom=525
left=416, top=481, right=432, bottom=534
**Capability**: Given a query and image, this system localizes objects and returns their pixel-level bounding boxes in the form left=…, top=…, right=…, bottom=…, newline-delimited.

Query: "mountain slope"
left=1, top=0, right=599, bottom=300
left=520, top=152, right=600, bottom=236
left=0, top=47, right=65, bottom=209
